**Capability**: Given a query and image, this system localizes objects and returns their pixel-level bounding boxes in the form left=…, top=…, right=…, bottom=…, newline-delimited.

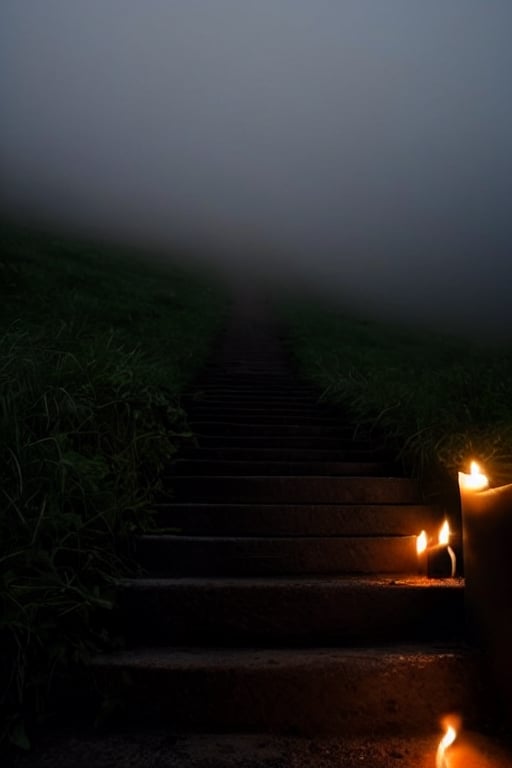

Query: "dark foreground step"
left=14, top=730, right=512, bottom=768
left=151, top=502, right=440, bottom=536
left=170, top=459, right=399, bottom=477
left=134, top=534, right=420, bottom=576
left=172, top=475, right=420, bottom=504
left=118, top=575, right=464, bottom=646
left=92, top=645, right=485, bottom=735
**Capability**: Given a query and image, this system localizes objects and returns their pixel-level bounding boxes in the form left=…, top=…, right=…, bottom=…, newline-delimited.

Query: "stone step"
left=118, top=576, right=464, bottom=646
left=92, top=645, right=484, bottom=735
left=18, top=730, right=512, bottom=767
left=189, top=385, right=319, bottom=396
left=187, top=407, right=346, bottom=420
left=195, top=436, right=380, bottom=449
left=185, top=389, right=320, bottom=401
left=172, top=475, right=420, bottom=504
left=134, top=534, right=420, bottom=576
left=170, top=459, right=398, bottom=477
left=190, top=422, right=355, bottom=437
left=177, top=447, right=392, bottom=462
left=183, top=397, right=329, bottom=409
left=197, top=375, right=301, bottom=385
left=151, top=502, right=440, bottom=536
left=187, top=411, right=343, bottom=425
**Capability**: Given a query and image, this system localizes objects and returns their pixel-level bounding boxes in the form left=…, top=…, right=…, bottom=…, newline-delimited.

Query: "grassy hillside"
left=0, top=224, right=227, bottom=749
left=283, top=299, right=512, bottom=489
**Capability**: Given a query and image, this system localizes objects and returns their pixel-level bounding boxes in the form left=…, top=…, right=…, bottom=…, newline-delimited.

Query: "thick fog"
left=2, top=1, right=512, bottom=334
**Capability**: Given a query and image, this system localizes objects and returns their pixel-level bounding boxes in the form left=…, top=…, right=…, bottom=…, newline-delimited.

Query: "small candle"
left=417, top=521, right=458, bottom=578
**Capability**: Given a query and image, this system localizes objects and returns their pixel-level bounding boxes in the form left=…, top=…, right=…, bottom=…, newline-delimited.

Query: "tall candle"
left=458, top=462, right=512, bottom=726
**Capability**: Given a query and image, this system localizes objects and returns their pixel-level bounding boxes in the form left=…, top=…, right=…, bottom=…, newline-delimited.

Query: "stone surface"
left=153, top=502, right=441, bottom=536
left=172, top=475, right=420, bottom=504
left=117, top=575, right=464, bottom=645
left=92, top=646, right=486, bottom=735
left=8, top=730, right=512, bottom=768
left=134, top=533, right=421, bottom=575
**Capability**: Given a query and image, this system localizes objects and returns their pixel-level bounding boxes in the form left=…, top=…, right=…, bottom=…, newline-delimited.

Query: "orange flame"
left=438, top=520, right=450, bottom=547
left=458, top=460, right=489, bottom=491
left=416, top=530, right=427, bottom=555
left=436, top=723, right=457, bottom=768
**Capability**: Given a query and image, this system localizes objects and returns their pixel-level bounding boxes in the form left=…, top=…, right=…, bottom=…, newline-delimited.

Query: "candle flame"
left=436, top=724, right=457, bottom=768
left=458, top=460, right=489, bottom=491
left=416, top=530, right=427, bottom=555
left=439, top=520, right=450, bottom=547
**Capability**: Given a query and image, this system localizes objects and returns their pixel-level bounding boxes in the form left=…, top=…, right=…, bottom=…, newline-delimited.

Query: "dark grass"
left=282, top=298, right=512, bottom=491
left=0, top=223, right=228, bottom=749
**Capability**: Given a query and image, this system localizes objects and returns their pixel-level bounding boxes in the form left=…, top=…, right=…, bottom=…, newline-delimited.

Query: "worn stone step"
left=195, top=436, right=378, bottom=449
left=185, top=390, right=320, bottom=402
left=172, top=475, right=420, bottom=504
left=118, top=576, right=464, bottom=646
left=170, top=459, right=398, bottom=477
left=188, top=399, right=337, bottom=410
left=197, top=375, right=300, bottom=385
left=92, top=645, right=485, bottom=735
left=134, top=534, right=420, bottom=576
left=151, top=502, right=440, bottom=536
left=183, top=396, right=329, bottom=409
left=189, top=385, right=319, bottom=396
left=177, top=447, right=392, bottom=462
left=17, top=730, right=512, bottom=768
left=187, top=411, right=342, bottom=425
left=187, top=408, right=346, bottom=421
left=185, top=397, right=326, bottom=410
left=190, top=422, right=355, bottom=437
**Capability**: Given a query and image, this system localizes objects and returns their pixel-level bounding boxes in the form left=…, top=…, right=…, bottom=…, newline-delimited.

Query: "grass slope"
left=284, top=299, right=512, bottom=487
left=0, top=224, right=227, bottom=749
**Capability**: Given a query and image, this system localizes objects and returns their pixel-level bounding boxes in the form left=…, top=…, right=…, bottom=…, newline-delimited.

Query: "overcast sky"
left=1, top=2, right=512, bottom=332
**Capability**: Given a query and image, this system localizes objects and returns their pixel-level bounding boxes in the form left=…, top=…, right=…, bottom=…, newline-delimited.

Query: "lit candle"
left=436, top=723, right=457, bottom=768
left=417, top=521, right=458, bottom=578
left=458, top=460, right=512, bottom=727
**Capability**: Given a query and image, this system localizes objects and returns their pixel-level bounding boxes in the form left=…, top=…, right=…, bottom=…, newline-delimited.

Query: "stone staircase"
left=94, top=298, right=486, bottom=736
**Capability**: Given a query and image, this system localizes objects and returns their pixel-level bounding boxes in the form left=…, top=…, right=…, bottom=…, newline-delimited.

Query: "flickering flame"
left=436, top=724, right=457, bottom=768
left=438, top=520, right=450, bottom=547
left=458, top=460, right=489, bottom=491
left=416, top=530, right=427, bottom=555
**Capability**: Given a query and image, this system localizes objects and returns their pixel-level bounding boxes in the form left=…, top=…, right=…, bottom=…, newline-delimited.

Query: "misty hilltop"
left=2, top=1, right=512, bottom=334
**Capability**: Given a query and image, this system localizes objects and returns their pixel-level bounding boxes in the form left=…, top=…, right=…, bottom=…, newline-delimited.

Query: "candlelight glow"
left=416, top=530, right=427, bottom=555
left=436, top=724, right=457, bottom=768
left=439, top=520, right=450, bottom=547
left=458, top=461, right=489, bottom=492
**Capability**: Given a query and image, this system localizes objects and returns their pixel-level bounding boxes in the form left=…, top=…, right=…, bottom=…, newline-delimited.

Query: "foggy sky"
left=2, top=2, right=512, bottom=333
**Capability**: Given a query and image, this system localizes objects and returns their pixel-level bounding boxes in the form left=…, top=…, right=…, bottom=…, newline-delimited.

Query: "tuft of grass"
left=282, top=299, right=512, bottom=490
left=0, top=223, right=227, bottom=749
